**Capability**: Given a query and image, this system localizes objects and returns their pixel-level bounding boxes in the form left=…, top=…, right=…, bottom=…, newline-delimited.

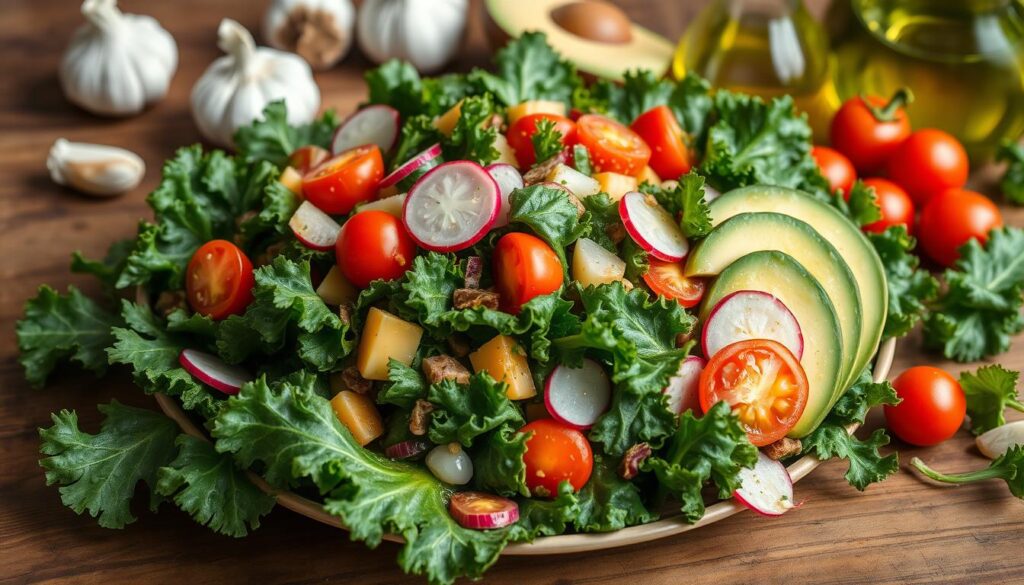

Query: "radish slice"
left=289, top=200, right=341, bottom=251
left=544, top=358, right=612, bottom=429
left=733, top=450, right=797, bottom=517
left=384, top=439, right=431, bottom=460
left=403, top=161, right=499, bottom=252
left=449, top=491, right=520, bottom=530
left=381, top=143, right=443, bottom=191
left=179, top=349, right=252, bottom=395
left=663, top=356, right=705, bottom=416
left=619, top=191, right=689, bottom=262
left=485, top=163, right=523, bottom=228
left=332, top=105, right=400, bottom=154
left=702, top=290, right=804, bottom=359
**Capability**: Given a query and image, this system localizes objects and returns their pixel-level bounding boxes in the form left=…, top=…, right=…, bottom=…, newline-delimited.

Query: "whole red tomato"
left=812, top=146, right=857, bottom=196
left=302, top=145, right=384, bottom=214
left=885, top=366, right=966, bottom=447
left=917, top=188, right=1002, bottom=267
left=336, top=210, right=417, bottom=288
left=519, top=419, right=593, bottom=497
left=493, top=232, right=563, bottom=313
left=830, top=89, right=912, bottom=174
left=887, top=129, right=969, bottom=206
left=861, top=178, right=915, bottom=235
left=506, top=113, right=578, bottom=168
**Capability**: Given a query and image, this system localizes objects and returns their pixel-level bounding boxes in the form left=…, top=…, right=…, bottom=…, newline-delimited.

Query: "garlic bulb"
left=191, top=19, right=321, bottom=148
left=357, top=0, right=469, bottom=73
left=59, top=0, right=177, bottom=116
left=263, top=0, right=355, bottom=70
left=48, top=139, right=145, bottom=197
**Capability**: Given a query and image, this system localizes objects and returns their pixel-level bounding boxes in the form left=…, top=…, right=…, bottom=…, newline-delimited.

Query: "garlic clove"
left=47, top=138, right=145, bottom=197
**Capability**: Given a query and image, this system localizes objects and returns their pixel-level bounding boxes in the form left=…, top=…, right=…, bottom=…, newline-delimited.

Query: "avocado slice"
left=483, top=0, right=674, bottom=81
left=685, top=212, right=862, bottom=393
left=707, top=186, right=887, bottom=403
left=702, top=251, right=844, bottom=438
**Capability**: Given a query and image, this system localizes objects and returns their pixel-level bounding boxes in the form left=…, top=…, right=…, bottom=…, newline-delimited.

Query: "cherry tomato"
left=519, top=419, right=593, bottom=497
left=288, top=145, right=330, bottom=174
left=493, top=232, right=563, bottom=313
left=885, top=366, right=966, bottom=447
left=699, top=339, right=809, bottom=447
left=812, top=146, right=857, bottom=196
left=643, top=258, right=705, bottom=308
left=302, top=145, right=384, bottom=214
left=506, top=113, right=578, bottom=169
left=829, top=89, right=912, bottom=174
left=887, top=129, right=969, bottom=206
left=336, top=210, right=416, bottom=288
left=577, top=114, right=652, bottom=177
left=630, top=105, right=692, bottom=180
left=861, top=178, right=915, bottom=235
left=186, top=240, right=255, bottom=320
left=917, top=188, right=1002, bottom=267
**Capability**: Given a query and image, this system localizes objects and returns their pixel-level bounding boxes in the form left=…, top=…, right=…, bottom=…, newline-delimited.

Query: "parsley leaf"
left=531, top=117, right=565, bottom=164
left=997, top=140, right=1024, bottom=205
left=234, top=101, right=338, bottom=167
left=866, top=226, right=939, bottom=338
left=470, top=32, right=581, bottom=107
left=427, top=372, right=525, bottom=447
left=959, top=365, right=1024, bottom=435
left=443, top=95, right=500, bottom=166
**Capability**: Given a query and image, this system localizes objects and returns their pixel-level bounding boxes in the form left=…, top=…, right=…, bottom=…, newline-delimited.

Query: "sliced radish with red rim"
left=179, top=349, right=252, bottom=395
left=663, top=356, right=705, bottom=416
left=402, top=161, right=499, bottom=252
left=702, top=290, right=804, bottom=359
left=485, top=163, right=523, bottom=228
left=733, top=450, right=797, bottom=516
left=544, top=358, right=611, bottom=429
left=384, top=439, right=431, bottom=460
left=332, top=105, right=400, bottom=154
left=619, top=191, right=689, bottom=262
left=289, top=201, right=341, bottom=251
left=381, top=143, right=443, bottom=191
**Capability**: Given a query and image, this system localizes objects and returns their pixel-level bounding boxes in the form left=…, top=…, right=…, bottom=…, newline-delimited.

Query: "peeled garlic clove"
left=976, top=420, right=1024, bottom=459
left=48, top=138, right=145, bottom=197
left=426, top=443, right=473, bottom=485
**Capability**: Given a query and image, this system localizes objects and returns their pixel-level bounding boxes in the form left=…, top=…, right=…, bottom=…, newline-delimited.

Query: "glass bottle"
left=673, top=0, right=839, bottom=141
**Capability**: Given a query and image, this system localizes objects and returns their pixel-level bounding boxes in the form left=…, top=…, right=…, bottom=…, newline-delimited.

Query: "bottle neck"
left=723, top=0, right=805, bottom=18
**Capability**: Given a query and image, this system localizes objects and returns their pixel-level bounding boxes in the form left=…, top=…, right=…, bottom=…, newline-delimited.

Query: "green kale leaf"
left=572, top=455, right=657, bottom=532
left=510, top=184, right=590, bottom=273
left=867, top=226, right=939, bottom=338
left=472, top=424, right=530, bottom=497
left=470, top=32, right=581, bottom=108
left=641, top=171, right=712, bottom=238
left=427, top=372, right=525, bottom=447
left=443, top=95, right=500, bottom=166
left=234, top=101, right=338, bottom=168
left=997, top=140, right=1024, bottom=205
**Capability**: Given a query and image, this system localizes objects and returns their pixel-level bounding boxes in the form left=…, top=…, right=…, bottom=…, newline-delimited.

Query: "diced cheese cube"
left=638, top=165, right=662, bottom=186
left=356, top=193, right=406, bottom=218
left=434, top=100, right=463, bottom=137
left=330, top=390, right=383, bottom=446
left=546, top=163, right=601, bottom=198
left=316, top=266, right=358, bottom=306
left=492, top=133, right=519, bottom=168
left=280, top=166, right=304, bottom=196
left=357, top=307, right=423, bottom=381
left=573, top=237, right=626, bottom=287
left=595, top=172, right=638, bottom=202
left=469, top=334, right=537, bottom=400
left=506, top=100, right=567, bottom=125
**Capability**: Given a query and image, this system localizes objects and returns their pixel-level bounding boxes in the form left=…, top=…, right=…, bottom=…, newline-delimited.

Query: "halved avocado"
left=483, top=0, right=674, bottom=80
left=686, top=212, right=862, bottom=393
left=702, top=251, right=844, bottom=438
left=707, top=186, right=887, bottom=404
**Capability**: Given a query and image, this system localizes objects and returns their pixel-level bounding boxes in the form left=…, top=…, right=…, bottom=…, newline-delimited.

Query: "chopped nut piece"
left=464, top=256, right=483, bottom=289
left=154, top=290, right=187, bottom=317
left=453, top=288, right=500, bottom=310
left=619, top=442, right=652, bottom=480
left=447, top=335, right=471, bottom=358
left=409, top=399, right=435, bottom=436
left=605, top=222, right=627, bottom=244
left=523, top=154, right=564, bottom=185
left=341, top=366, right=373, bottom=395
left=422, top=355, right=471, bottom=385
left=338, top=304, right=353, bottom=327
left=763, top=437, right=802, bottom=461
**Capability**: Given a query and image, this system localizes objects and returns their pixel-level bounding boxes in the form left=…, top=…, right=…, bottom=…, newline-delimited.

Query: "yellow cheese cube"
left=330, top=390, right=383, bottom=446
left=433, top=100, right=463, bottom=137
left=357, top=307, right=423, bottom=381
left=573, top=237, right=626, bottom=287
left=280, top=166, right=304, bottom=196
left=469, top=334, right=537, bottom=400
left=595, top=172, right=638, bottom=202
left=506, top=100, right=567, bottom=125
left=638, top=165, right=662, bottom=186
left=316, top=266, right=358, bottom=306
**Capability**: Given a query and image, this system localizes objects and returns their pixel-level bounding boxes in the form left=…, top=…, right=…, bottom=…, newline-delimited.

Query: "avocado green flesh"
left=685, top=212, right=862, bottom=392
left=707, top=186, right=887, bottom=406
left=702, top=251, right=844, bottom=438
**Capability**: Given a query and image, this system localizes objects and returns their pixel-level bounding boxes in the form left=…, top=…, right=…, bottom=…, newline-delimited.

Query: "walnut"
left=464, top=256, right=483, bottom=289
left=422, top=355, right=471, bottom=385
left=523, top=153, right=565, bottom=185
left=605, top=222, right=627, bottom=245
left=453, top=288, right=500, bottom=310
left=763, top=437, right=802, bottom=461
left=619, top=442, right=652, bottom=480
left=340, top=366, right=373, bottom=395
left=338, top=304, right=353, bottom=327
left=409, top=399, right=435, bottom=436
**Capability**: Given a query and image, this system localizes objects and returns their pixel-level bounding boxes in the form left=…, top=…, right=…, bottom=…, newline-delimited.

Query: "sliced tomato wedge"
left=577, top=114, right=651, bottom=177
left=630, top=105, right=692, bottom=180
left=301, top=145, right=384, bottom=214
left=643, top=258, right=705, bottom=308
left=699, top=339, right=809, bottom=446
left=186, top=240, right=255, bottom=320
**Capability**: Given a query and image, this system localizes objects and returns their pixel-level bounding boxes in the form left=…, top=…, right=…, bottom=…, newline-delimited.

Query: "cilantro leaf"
left=17, top=286, right=121, bottom=388
left=234, top=101, right=338, bottom=167
left=997, top=140, right=1024, bottom=205
left=959, top=365, right=1024, bottom=435
left=531, top=117, right=565, bottom=164
left=470, top=32, right=581, bottom=107
left=427, top=372, right=525, bottom=447
left=38, top=401, right=179, bottom=529
left=472, top=424, right=529, bottom=497
left=443, top=95, right=500, bottom=166
left=156, top=435, right=276, bottom=537
left=510, top=184, right=590, bottom=273
left=572, top=455, right=657, bottom=532
left=866, top=226, right=939, bottom=338
left=641, top=171, right=712, bottom=237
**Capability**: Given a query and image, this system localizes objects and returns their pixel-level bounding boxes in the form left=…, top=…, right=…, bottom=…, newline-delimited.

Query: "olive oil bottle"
left=673, top=0, right=840, bottom=141
left=831, top=0, right=1024, bottom=161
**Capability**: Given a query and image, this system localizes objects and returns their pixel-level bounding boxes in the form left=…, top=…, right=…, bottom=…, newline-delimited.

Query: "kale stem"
left=910, top=457, right=1008, bottom=485
left=1008, top=398, right=1024, bottom=413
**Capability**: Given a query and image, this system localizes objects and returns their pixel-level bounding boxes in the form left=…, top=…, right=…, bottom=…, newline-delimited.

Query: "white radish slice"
left=619, top=191, right=689, bottom=262
left=663, top=356, right=705, bottom=416
left=380, top=143, right=443, bottom=190
left=449, top=492, right=520, bottom=530
left=179, top=349, right=252, bottom=395
left=403, top=161, right=499, bottom=252
left=976, top=421, right=1024, bottom=459
left=426, top=443, right=474, bottom=485
left=733, top=450, right=797, bottom=516
left=702, top=290, right=804, bottom=359
left=289, top=200, right=341, bottom=250
left=384, top=439, right=431, bottom=460
left=332, top=104, right=400, bottom=154
left=485, top=163, right=523, bottom=228
left=544, top=358, right=612, bottom=429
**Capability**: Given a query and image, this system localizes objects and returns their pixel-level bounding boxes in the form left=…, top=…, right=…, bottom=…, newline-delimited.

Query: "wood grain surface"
left=1, top=1, right=1021, bottom=584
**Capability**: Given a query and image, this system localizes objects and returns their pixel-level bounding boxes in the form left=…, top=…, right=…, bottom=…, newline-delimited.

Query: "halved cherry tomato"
left=288, top=145, right=330, bottom=174
left=506, top=113, right=578, bottom=168
left=494, top=232, right=563, bottom=313
left=577, top=114, right=651, bottom=177
left=887, top=129, right=969, bottom=206
left=302, top=145, right=384, bottom=214
left=830, top=89, right=912, bottom=174
left=630, top=105, right=691, bottom=180
left=643, top=258, right=705, bottom=308
left=812, top=146, right=856, bottom=196
left=186, top=240, right=255, bottom=320
left=917, top=188, right=1002, bottom=267
left=885, top=366, right=965, bottom=447
left=519, top=419, right=593, bottom=497
left=861, top=178, right=915, bottom=235
left=336, top=210, right=416, bottom=288
left=699, top=339, right=809, bottom=447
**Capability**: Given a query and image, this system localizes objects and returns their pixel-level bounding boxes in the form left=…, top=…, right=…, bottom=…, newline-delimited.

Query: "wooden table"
left=2, top=1, right=1021, bottom=583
